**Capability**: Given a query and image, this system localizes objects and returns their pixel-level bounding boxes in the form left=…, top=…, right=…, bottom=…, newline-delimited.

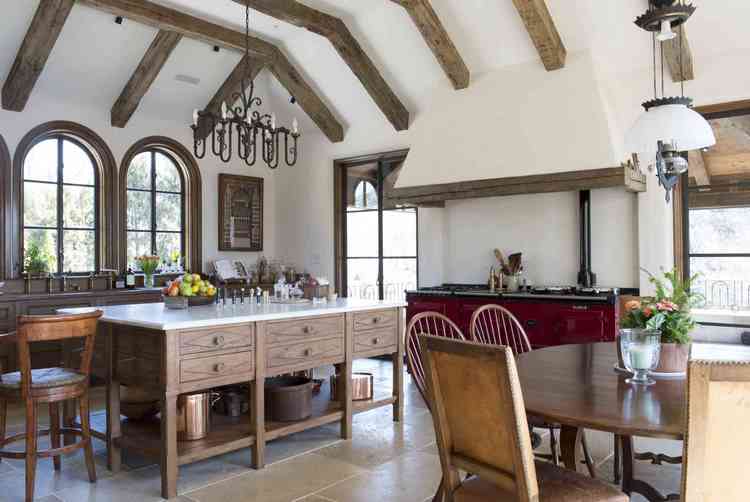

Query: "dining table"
left=516, top=342, right=684, bottom=502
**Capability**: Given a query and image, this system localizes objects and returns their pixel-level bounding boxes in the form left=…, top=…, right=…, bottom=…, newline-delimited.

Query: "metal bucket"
left=330, top=372, right=374, bottom=401
left=177, top=391, right=219, bottom=441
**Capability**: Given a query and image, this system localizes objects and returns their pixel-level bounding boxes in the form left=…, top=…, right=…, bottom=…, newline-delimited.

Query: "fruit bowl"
left=162, top=273, right=218, bottom=308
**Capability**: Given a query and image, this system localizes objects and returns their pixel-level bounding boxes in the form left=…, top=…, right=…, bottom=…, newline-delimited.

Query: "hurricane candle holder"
left=619, top=328, right=662, bottom=386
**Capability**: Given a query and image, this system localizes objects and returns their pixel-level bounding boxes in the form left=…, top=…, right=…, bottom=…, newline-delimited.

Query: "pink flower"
left=656, top=300, right=678, bottom=312
left=642, top=307, right=654, bottom=317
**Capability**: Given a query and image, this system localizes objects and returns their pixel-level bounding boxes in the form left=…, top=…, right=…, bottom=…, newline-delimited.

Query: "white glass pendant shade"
left=656, top=19, right=676, bottom=41
left=625, top=103, right=716, bottom=155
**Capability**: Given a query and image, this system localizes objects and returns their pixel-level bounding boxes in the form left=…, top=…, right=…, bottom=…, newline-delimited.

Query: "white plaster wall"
left=0, top=92, right=278, bottom=273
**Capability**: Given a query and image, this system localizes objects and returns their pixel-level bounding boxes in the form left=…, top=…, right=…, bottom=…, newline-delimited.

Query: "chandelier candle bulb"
left=656, top=19, right=676, bottom=41
left=293, top=118, right=299, bottom=134
left=271, top=113, right=276, bottom=130
left=221, top=101, right=228, bottom=120
left=192, top=109, right=199, bottom=126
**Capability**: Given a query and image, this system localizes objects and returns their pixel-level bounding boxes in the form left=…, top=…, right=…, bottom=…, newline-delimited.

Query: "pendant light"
left=624, top=1, right=715, bottom=202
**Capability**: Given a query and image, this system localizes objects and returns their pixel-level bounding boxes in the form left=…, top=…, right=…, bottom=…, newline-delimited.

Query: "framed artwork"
left=218, top=174, right=263, bottom=251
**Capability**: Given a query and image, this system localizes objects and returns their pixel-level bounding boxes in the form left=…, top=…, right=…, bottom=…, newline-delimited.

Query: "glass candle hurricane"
left=619, top=328, right=661, bottom=386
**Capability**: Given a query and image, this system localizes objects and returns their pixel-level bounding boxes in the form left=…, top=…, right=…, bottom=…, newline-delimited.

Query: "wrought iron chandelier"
left=624, top=0, right=714, bottom=202
left=190, top=0, right=300, bottom=168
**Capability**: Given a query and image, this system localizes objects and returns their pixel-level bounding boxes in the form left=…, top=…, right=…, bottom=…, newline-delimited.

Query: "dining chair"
left=0, top=311, right=102, bottom=502
left=418, top=334, right=627, bottom=502
left=681, top=344, right=750, bottom=501
left=405, top=311, right=467, bottom=502
left=469, top=304, right=596, bottom=477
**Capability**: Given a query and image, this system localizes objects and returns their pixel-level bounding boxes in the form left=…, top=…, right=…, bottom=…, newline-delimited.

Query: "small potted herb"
left=620, top=269, right=702, bottom=374
left=24, top=242, right=52, bottom=277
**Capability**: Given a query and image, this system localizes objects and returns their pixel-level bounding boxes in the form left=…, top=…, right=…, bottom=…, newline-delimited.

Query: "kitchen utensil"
left=177, top=391, right=220, bottom=441
left=508, top=252, right=523, bottom=274
left=493, top=249, right=510, bottom=274
left=265, top=376, right=313, bottom=422
left=330, top=373, right=374, bottom=401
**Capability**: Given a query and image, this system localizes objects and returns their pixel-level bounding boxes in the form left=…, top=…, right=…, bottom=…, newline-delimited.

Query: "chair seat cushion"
left=0, top=368, right=87, bottom=390
left=454, top=461, right=627, bottom=502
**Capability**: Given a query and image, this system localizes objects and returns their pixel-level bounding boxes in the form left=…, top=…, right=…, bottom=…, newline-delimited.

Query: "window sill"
left=694, top=308, right=750, bottom=327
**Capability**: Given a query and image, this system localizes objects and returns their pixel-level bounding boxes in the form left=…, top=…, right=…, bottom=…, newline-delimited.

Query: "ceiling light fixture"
left=625, top=0, right=714, bottom=202
left=190, top=0, right=300, bottom=168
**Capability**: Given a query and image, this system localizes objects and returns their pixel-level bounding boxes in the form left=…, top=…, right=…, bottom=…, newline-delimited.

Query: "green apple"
left=182, top=274, right=193, bottom=284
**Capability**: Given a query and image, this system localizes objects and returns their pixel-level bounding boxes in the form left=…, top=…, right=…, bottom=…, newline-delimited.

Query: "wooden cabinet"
left=353, top=309, right=397, bottom=331
left=353, top=327, right=398, bottom=358
left=266, top=336, right=345, bottom=376
left=179, top=325, right=254, bottom=356
left=266, top=315, right=344, bottom=345
left=180, top=350, right=255, bottom=383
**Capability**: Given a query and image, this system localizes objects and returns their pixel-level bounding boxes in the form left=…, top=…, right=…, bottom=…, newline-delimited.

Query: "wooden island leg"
left=252, top=322, right=265, bottom=469
left=393, top=311, right=405, bottom=422
left=161, top=393, right=178, bottom=500
left=104, top=324, right=122, bottom=473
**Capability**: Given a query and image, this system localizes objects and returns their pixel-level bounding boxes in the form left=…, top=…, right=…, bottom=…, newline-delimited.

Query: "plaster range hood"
left=387, top=52, right=645, bottom=206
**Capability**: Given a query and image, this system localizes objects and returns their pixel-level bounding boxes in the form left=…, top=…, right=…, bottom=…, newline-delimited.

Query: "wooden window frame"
left=119, top=137, right=202, bottom=273
left=675, top=100, right=750, bottom=281
left=0, top=134, right=9, bottom=279
left=333, top=148, right=418, bottom=299
left=11, top=121, right=117, bottom=279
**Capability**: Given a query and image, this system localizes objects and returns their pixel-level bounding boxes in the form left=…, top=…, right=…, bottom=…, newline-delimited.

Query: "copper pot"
left=330, top=372, right=374, bottom=401
left=177, top=391, right=220, bottom=441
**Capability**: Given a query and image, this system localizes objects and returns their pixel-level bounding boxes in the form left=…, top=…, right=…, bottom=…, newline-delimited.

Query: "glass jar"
left=619, top=328, right=662, bottom=386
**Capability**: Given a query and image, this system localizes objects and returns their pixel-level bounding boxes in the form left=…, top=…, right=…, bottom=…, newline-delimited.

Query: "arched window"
left=353, top=180, right=377, bottom=209
left=23, top=137, right=98, bottom=273
left=13, top=122, right=117, bottom=277
left=125, top=150, right=185, bottom=267
left=120, top=137, right=202, bottom=272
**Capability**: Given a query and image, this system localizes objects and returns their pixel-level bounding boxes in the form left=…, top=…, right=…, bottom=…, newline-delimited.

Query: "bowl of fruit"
left=163, top=273, right=217, bottom=309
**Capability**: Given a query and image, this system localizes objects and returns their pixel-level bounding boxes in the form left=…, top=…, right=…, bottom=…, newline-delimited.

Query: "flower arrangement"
left=620, top=269, right=703, bottom=344
left=135, top=255, right=161, bottom=287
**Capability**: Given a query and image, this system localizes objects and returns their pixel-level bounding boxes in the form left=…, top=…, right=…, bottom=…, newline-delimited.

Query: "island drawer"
left=180, top=350, right=254, bottom=383
left=266, top=315, right=344, bottom=346
left=353, top=309, right=397, bottom=332
left=180, top=325, right=254, bottom=356
left=266, top=336, right=344, bottom=374
left=353, top=326, right=398, bottom=357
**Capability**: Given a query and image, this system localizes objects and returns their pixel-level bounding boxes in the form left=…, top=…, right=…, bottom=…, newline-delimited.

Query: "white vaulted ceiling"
left=1, top=1, right=750, bottom=138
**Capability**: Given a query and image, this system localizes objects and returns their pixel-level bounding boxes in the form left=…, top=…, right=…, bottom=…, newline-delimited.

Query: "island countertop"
left=59, top=297, right=406, bottom=331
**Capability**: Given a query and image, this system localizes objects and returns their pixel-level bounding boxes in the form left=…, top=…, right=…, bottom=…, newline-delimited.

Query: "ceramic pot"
left=654, top=342, right=690, bottom=374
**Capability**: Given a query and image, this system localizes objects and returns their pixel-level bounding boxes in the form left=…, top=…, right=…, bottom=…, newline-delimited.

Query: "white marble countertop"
left=59, top=298, right=406, bottom=331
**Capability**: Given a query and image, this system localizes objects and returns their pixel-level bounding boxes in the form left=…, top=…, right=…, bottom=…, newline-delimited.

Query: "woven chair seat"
left=0, top=368, right=87, bottom=390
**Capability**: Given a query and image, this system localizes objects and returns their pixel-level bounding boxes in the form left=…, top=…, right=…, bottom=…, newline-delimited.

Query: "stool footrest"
left=0, top=427, right=89, bottom=460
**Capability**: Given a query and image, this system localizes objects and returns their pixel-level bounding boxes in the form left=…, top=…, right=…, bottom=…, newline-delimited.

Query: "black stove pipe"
left=577, top=190, right=597, bottom=287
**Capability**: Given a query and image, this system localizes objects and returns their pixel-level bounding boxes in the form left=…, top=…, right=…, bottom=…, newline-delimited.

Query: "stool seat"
left=455, top=461, right=628, bottom=502
left=0, top=368, right=87, bottom=391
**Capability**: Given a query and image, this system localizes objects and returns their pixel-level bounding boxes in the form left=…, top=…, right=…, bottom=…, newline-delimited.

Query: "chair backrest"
left=419, top=335, right=538, bottom=501
left=405, top=311, right=466, bottom=407
left=469, top=304, right=531, bottom=355
left=682, top=344, right=750, bottom=502
left=15, top=310, right=103, bottom=396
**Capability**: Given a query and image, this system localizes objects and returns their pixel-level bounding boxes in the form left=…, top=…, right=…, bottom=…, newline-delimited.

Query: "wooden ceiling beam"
left=688, top=150, right=711, bottom=186
left=390, top=0, right=469, bottom=89
left=195, top=55, right=265, bottom=141
left=233, top=0, right=409, bottom=131
left=78, top=0, right=344, bottom=142
left=2, top=0, right=75, bottom=111
left=511, top=0, right=566, bottom=71
left=112, top=30, right=182, bottom=128
left=663, top=26, right=694, bottom=82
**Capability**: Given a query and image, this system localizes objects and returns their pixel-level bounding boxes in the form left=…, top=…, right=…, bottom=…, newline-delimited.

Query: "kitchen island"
left=60, top=298, right=405, bottom=499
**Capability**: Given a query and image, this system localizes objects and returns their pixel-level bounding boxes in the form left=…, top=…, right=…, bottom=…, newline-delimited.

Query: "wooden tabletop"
left=516, top=343, right=685, bottom=440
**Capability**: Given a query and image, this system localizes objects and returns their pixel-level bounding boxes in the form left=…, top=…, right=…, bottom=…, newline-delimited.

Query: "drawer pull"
left=214, top=363, right=226, bottom=373
left=302, top=326, right=315, bottom=334
left=303, top=348, right=312, bottom=356
left=372, top=337, right=380, bottom=345
left=372, top=317, right=379, bottom=324
left=213, top=335, right=225, bottom=346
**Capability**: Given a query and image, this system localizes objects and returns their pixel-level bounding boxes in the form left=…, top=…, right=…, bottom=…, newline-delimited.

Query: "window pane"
left=127, top=231, right=152, bottom=268
left=155, top=193, right=182, bottom=231
left=155, top=152, right=182, bottom=192
left=383, top=209, right=417, bottom=257
left=63, top=185, right=95, bottom=229
left=63, top=230, right=95, bottom=272
left=62, top=140, right=95, bottom=185
left=156, top=232, right=181, bottom=262
left=346, top=211, right=379, bottom=257
left=689, top=207, right=750, bottom=254
left=690, top=256, right=750, bottom=309
left=23, top=139, right=57, bottom=182
left=24, top=181, right=57, bottom=227
left=127, top=190, right=152, bottom=231
left=346, top=259, right=379, bottom=300
left=127, top=152, right=151, bottom=189
left=383, top=258, right=417, bottom=302
left=24, top=228, right=58, bottom=273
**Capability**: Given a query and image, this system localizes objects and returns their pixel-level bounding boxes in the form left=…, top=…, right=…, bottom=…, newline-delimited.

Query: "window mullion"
left=151, top=151, right=157, bottom=257
left=57, top=137, right=64, bottom=274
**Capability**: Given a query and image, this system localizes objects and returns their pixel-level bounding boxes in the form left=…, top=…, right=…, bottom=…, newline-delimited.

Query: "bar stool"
left=0, top=310, right=102, bottom=502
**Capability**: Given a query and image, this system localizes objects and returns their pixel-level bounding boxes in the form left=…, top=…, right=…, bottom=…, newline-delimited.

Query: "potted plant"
left=24, top=241, right=52, bottom=277
left=620, top=269, right=702, bottom=374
